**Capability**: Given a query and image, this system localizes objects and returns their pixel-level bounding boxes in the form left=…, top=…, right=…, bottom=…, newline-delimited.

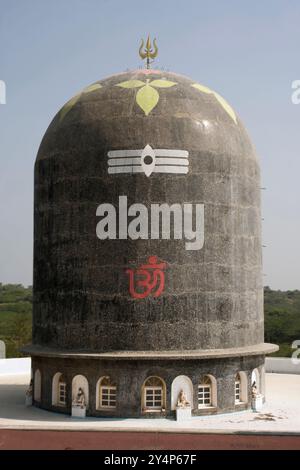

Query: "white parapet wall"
left=266, top=357, right=300, bottom=374
left=0, top=357, right=299, bottom=377
left=0, top=357, right=31, bottom=376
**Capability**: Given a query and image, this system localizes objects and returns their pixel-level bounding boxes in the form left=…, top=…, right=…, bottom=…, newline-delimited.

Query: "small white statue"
left=251, top=381, right=258, bottom=398
left=26, top=379, right=33, bottom=396
left=73, top=387, right=85, bottom=408
left=25, top=379, right=33, bottom=406
left=177, top=389, right=190, bottom=408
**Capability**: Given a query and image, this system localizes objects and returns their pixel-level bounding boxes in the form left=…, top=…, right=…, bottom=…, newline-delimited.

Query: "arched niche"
left=52, top=372, right=67, bottom=406
left=235, top=371, right=248, bottom=403
left=171, top=375, right=193, bottom=410
left=72, top=374, right=89, bottom=409
left=251, top=368, right=261, bottom=394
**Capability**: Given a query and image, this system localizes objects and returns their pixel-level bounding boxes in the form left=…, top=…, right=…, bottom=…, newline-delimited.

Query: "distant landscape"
left=264, top=286, right=300, bottom=357
left=0, top=284, right=32, bottom=358
left=0, top=283, right=299, bottom=358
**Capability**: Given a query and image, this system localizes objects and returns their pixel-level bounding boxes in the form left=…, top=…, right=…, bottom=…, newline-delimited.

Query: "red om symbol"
left=125, top=256, right=167, bottom=299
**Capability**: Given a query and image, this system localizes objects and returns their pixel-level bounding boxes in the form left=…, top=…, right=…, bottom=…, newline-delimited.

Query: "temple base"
left=26, top=343, right=278, bottom=418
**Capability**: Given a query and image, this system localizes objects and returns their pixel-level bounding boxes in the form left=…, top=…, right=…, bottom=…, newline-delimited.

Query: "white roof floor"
left=0, top=372, right=300, bottom=434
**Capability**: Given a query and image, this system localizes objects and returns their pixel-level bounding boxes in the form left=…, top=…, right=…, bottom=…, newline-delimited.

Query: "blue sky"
left=0, top=0, right=299, bottom=289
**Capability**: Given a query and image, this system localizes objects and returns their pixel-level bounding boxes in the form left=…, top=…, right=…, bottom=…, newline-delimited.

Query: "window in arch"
left=99, top=376, right=116, bottom=409
left=235, top=373, right=241, bottom=403
left=144, top=377, right=164, bottom=410
left=58, top=376, right=67, bottom=406
left=198, top=376, right=212, bottom=408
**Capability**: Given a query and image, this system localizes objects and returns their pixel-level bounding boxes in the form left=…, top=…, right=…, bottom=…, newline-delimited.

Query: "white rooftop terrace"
left=0, top=358, right=300, bottom=434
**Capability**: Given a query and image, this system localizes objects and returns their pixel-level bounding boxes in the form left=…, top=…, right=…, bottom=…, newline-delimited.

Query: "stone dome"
left=33, top=69, right=263, bottom=352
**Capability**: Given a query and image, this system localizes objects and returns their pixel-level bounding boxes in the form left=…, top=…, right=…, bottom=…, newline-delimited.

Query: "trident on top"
left=139, top=35, right=158, bottom=69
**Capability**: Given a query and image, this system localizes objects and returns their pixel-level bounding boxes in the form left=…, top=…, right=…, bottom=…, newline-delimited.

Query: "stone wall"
left=32, top=354, right=265, bottom=418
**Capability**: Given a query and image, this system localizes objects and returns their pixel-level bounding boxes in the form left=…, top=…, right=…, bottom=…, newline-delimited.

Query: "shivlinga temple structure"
left=25, top=38, right=278, bottom=417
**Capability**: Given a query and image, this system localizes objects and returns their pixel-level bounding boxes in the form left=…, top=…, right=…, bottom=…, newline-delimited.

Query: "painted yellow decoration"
left=213, top=92, right=237, bottom=124
left=59, top=82, right=102, bottom=122
left=115, top=78, right=177, bottom=115
left=150, top=79, right=177, bottom=88
left=151, top=80, right=176, bottom=88
left=59, top=94, right=81, bottom=122
left=192, top=83, right=212, bottom=94
left=136, top=84, right=159, bottom=116
left=82, top=83, right=102, bottom=93
left=191, top=83, right=237, bottom=124
left=116, top=80, right=145, bottom=89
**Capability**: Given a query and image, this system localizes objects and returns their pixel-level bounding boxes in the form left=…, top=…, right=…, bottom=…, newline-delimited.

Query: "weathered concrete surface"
left=24, top=343, right=278, bottom=360
left=33, top=70, right=264, bottom=352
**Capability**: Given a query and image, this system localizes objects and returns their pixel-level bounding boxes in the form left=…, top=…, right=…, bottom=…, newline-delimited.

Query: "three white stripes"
left=107, top=144, right=189, bottom=177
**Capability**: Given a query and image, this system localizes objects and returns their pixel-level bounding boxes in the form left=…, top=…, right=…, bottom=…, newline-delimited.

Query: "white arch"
left=171, top=375, right=193, bottom=410
left=205, top=374, right=218, bottom=407
left=96, top=376, right=117, bottom=410
left=52, top=372, right=66, bottom=406
left=96, top=376, right=105, bottom=410
left=72, top=374, right=89, bottom=409
left=34, top=369, right=41, bottom=402
left=251, top=368, right=260, bottom=393
left=236, top=371, right=248, bottom=403
left=197, top=374, right=218, bottom=408
left=141, top=376, right=166, bottom=411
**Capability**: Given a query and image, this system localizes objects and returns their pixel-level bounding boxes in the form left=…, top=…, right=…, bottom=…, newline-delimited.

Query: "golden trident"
left=139, top=35, right=158, bottom=69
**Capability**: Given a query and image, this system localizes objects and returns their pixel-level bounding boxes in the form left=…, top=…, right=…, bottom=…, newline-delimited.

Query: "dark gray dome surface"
left=33, top=70, right=263, bottom=352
